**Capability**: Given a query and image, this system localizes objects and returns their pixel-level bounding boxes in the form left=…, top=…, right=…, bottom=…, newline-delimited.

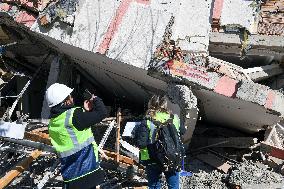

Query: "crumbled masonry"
left=0, top=0, right=284, bottom=188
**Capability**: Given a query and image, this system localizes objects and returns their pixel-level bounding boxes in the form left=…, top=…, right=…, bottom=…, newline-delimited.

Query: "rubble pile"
left=0, top=0, right=284, bottom=188
left=228, top=161, right=284, bottom=188
left=0, top=141, right=62, bottom=188
left=179, top=157, right=284, bottom=189
left=174, top=121, right=284, bottom=189
left=181, top=158, right=226, bottom=189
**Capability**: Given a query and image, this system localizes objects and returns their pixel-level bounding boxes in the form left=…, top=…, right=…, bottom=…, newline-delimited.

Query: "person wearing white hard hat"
left=46, top=83, right=107, bottom=189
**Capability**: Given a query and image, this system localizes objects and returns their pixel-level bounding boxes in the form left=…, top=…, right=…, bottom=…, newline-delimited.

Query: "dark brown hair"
left=146, top=95, right=169, bottom=118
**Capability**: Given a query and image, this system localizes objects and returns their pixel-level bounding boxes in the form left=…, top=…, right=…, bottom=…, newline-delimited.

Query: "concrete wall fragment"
left=172, top=0, right=212, bottom=52
left=220, top=0, right=258, bottom=33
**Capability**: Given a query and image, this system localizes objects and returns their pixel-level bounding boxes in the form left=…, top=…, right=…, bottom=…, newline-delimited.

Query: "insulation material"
left=0, top=121, right=27, bottom=139
left=32, top=0, right=174, bottom=69
left=31, top=0, right=119, bottom=56
left=220, top=0, right=258, bottom=33
left=106, top=1, right=172, bottom=69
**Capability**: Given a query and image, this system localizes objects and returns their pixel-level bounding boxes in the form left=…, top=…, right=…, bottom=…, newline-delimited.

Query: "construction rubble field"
left=0, top=0, right=284, bottom=188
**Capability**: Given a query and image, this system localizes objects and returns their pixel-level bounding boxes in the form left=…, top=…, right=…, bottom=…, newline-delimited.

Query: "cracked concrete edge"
left=150, top=65, right=284, bottom=117
left=166, top=84, right=199, bottom=144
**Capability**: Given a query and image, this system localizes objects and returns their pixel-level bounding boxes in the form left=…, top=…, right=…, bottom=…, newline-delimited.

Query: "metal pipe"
left=0, top=96, right=18, bottom=99
left=0, top=137, right=55, bottom=153
left=277, top=123, right=284, bottom=131
left=191, top=141, right=229, bottom=152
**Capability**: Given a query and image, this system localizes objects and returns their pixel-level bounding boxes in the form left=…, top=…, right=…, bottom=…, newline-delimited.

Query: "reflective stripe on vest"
left=140, top=112, right=180, bottom=161
left=49, top=108, right=96, bottom=158
left=58, top=109, right=95, bottom=158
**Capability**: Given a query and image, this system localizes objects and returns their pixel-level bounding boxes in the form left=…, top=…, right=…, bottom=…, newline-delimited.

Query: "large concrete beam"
left=243, top=64, right=284, bottom=82
left=209, top=32, right=284, bottom=58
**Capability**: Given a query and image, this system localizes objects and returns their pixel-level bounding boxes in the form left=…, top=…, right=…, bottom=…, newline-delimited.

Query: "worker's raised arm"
left=72, top=96, right=107, bottom=131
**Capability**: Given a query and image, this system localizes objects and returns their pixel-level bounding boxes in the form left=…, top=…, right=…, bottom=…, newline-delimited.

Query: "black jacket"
left=135, top=120, right=149, bottom=149
left=49, top=97, right=107, bottom=130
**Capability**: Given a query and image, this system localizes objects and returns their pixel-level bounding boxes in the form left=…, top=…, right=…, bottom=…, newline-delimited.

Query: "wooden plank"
left=196, top=152, right=231, bottom=173
left=25, top=128, right=137, bottom=165
left=0, top=150, right=42, bottom=189
left=103, top=150, right=135, bottom=165
left=24, top=131, right=51, bottom=145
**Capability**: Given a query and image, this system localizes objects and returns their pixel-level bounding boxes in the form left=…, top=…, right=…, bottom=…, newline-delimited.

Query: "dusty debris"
left=183, top=158, right=227, bottom=189
left=196, top=152, right=231, bottom=173
left=228, top=161, right=284, bottom=188
left=0, top=0, right=284, bottom=188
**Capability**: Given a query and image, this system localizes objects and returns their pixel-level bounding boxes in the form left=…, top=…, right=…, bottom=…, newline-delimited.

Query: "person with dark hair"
left=46, top=83, right=107, bottom=189
left=135, top=95, right=181, bottom=189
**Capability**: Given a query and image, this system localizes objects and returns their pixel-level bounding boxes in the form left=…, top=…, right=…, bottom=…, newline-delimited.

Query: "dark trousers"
left=146, top=164, right=179, bottom=189
left=63, top=168, right=105, bottom=189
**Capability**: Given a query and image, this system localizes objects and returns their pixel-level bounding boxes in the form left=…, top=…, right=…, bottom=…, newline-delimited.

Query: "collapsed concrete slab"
left=0, top=0, right=284, bottom=136
left=149, top=51, right=284, bottom=133
left=243, top=64, right=284, bottom=82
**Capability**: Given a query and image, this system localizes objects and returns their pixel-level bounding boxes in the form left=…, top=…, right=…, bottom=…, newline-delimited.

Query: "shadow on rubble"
left=182, top=122, right=284, bottom=189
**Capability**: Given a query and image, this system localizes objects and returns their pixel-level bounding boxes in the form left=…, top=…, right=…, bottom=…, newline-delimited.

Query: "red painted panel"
left=214, top=76, right=238, bottom=97
left=264, top=90, right=276, bottom=109
left=98, top=0, right=151, bottom=54
left=212, top=0, right=224, bottom=19
left=15, top=11, right=36, bottom=28
left=0, top=3, right=12, bottom=11
left=97, top=0, right=133, bottom=54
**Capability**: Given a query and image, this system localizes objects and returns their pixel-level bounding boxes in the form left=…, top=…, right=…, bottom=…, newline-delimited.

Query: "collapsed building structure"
left=0, top=0, right=284, bottom=188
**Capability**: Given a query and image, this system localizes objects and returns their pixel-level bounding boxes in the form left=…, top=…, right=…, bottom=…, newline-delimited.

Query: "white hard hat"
left=46, top=83, right=73, bottom=107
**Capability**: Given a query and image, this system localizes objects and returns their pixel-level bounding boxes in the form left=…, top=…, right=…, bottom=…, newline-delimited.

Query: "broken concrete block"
left=214, top=76, right=238, bottom=97
left=196, top=152, right=231, bottom=173
left=236, top=80, right=270, bottom=106
left=192, top=137, right=258, bottom=149
left=272, top=91, right=284, bottom=115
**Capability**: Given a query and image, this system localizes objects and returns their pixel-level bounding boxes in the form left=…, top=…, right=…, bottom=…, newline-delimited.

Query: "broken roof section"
left=0, top=0, right=284, bottom=134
